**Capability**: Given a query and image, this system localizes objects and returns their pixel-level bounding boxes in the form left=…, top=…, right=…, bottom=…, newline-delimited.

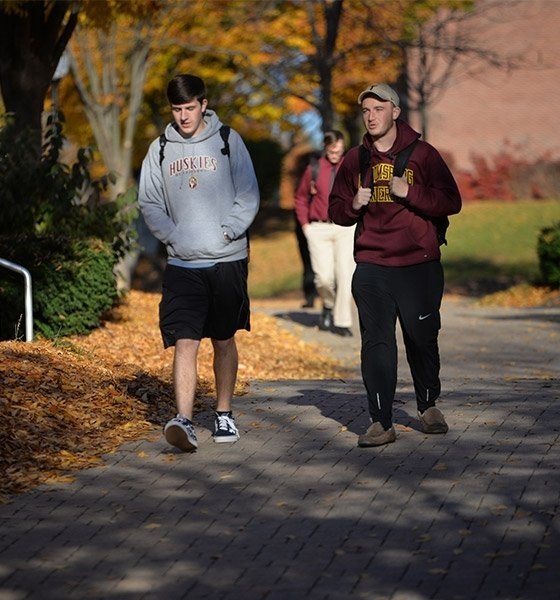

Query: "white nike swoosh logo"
left=418, top=314, right=431, bottom=320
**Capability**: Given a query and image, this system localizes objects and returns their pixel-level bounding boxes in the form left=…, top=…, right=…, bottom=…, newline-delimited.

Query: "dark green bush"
left=0, top=112, right=138, bottom=340
left=0, top=112, right=137, bottom=260
left=0, top=235, right=117, bottom=340
left=537, top=221, right=560, bottom=289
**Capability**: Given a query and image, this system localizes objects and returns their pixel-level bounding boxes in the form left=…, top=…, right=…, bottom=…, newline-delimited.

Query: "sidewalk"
left=0, top=297, right=559, bottom=600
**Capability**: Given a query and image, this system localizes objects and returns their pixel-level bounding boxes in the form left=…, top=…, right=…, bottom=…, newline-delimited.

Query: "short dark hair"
left=323, top=130, right=344, bottom=147
left=167, top=74, right=206, bottom=105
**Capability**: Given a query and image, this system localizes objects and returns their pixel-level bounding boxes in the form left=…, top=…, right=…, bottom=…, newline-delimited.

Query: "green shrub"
left=0, top=112, right=138, bottom=339
left=0, top=112, right=137, bottom=260
left=537, top=221, right=560, bottom=289
left=0, top=235, right=117, bottom=340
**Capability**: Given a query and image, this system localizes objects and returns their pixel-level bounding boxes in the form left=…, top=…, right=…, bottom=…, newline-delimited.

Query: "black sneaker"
left=164, top=415, right=198, bottom=451
left=213, top=412, right=240, bottom=443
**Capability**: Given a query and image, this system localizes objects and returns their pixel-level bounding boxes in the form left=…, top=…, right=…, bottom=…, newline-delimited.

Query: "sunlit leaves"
left=0, top=290, right=348, bottom=501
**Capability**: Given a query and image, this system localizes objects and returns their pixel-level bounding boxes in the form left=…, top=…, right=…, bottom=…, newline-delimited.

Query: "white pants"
left=305, top=222, right=356, bottom=328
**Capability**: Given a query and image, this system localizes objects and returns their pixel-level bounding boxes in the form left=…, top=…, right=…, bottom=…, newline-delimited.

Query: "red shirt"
left=294, top=156, right=342, bottom=226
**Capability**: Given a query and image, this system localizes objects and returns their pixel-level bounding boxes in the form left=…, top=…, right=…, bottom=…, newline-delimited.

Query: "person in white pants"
left=294, top=130, right=356, bottom=336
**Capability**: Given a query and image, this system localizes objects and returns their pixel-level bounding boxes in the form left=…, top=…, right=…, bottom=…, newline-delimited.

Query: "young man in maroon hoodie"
left=329, top=83, right=462, bottom=447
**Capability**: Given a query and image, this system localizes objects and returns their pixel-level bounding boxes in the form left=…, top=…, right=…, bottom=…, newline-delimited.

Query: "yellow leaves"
left=432, top=462, right=448, bottom=471
left=395, top=424, right=413, bottom=432
left=44, top=474, right=76, bottom=485
left=0, top=290, right=347, bottom=502
left=80, top=0, right=162, bottom=30
left=491, top=504, right=510, bottom=514
left=478, top=283, right=560, bottom=308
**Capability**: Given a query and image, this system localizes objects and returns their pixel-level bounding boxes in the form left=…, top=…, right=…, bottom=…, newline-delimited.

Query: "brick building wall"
left=408, top=0, right=560, bottom=173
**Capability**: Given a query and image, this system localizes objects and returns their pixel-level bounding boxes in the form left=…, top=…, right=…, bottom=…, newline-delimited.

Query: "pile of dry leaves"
left=0, top=291, right=347, bottom=502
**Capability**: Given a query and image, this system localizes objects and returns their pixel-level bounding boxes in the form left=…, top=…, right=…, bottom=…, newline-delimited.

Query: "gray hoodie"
left=138, top=110, right=260, bottom=265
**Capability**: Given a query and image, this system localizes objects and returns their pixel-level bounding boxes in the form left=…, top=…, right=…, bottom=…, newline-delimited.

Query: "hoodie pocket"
left=168, top=221, right=228, bottom=260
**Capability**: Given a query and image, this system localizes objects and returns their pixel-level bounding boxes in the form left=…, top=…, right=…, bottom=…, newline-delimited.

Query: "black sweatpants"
left=352, top=260, right=444, bottom=429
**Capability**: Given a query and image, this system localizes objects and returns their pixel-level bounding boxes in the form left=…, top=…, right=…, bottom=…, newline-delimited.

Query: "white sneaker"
left=164, top=415, right=198, bottom=451
left=213, top=412, right=240, bottom=443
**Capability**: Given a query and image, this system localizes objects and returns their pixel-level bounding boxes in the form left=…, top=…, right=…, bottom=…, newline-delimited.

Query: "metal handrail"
left=0, top=258, right=33, bottom=342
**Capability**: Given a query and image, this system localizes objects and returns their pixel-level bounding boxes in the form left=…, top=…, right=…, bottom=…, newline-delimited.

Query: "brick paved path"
left=1, top=298, right=559, bottom=600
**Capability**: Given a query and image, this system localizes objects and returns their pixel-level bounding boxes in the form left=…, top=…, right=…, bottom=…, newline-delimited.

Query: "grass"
left=248, top=200, right=560, bottom=299
left=249, top=231, right=301, bottom=297
left=442, top=199, right=560, bottom=293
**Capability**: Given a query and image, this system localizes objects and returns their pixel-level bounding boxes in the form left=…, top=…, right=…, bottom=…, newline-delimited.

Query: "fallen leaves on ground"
left=477, top=283, right=560, bottom=307
left=0, top=290, right=348, bottom=502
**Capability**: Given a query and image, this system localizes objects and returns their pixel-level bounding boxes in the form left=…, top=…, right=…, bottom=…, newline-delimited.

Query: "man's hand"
left=352, top=186, right=371, bottom=211
left=389, top=175, right=409, bottom=199
left=309, top=181, right=317, bottom=196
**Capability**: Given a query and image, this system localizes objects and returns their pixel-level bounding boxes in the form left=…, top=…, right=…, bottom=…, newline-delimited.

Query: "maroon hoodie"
left=328, top=120, right=462, bottom=267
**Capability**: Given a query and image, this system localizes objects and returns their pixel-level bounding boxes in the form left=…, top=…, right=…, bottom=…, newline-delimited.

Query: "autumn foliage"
left=456, top=144, right=560, bottom=201
left=0, top=291, right=348, bottom=502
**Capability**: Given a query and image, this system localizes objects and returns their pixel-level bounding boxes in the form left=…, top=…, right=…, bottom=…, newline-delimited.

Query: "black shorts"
left=159, top=260, right=250, bottom=348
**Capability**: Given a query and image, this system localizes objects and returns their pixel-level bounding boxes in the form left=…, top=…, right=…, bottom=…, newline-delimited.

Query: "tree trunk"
left=307, top=0, right=343, bottom=134
left=394, top=51, right=410, bottom=123
left=69, top=22, right=150, bottom=200
left=0, top=1, right=78, bottom=155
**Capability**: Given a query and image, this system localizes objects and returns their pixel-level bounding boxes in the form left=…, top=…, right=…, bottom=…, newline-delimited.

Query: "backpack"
left=358, top=139, right=449, bottom=245
left=159, top=124, right=231, bottom=166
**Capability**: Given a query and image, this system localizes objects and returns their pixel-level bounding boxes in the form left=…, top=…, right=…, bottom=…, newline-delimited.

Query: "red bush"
left=455, top=142, right=560, bottom=201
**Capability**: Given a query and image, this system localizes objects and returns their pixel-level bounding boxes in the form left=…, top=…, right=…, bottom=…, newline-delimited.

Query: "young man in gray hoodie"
left=138, top=74, right=260, bottom=452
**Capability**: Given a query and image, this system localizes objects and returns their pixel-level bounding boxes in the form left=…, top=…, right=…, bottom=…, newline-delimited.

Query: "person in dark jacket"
left=329, top=83, right=461, bottom=447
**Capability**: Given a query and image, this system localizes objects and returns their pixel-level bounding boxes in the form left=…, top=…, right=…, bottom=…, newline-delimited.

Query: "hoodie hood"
left=163, top=109, right=223, bottom=146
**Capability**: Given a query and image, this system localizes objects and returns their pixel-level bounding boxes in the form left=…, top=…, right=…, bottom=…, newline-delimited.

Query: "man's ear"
left=201, top=98, right=208, bottom=112
left=393, top=105, right=401, bottom=120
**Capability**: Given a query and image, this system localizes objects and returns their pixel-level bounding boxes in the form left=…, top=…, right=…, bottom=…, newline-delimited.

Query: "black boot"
left=331, top=326, right=353, bottom=337
left=302, top=294, right=316, bottom=309
left=319, top=307, right=333, bottom=330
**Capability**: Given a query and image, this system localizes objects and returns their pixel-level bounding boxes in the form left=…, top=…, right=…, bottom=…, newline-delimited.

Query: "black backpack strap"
left=161, top=126, right=230, bottom=164
left=393, top=138, right=449, bottom=245
left=220, top=125, right=231, bottom=156
left=358, top=144, right=371, bottom=189
left=310, top=156, right=319, bottom=183
left=218, top=124, right=250, bottom=249
left=159, top=134, right=167, bottom=166
left=393, top=139, right=419, bottom=177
